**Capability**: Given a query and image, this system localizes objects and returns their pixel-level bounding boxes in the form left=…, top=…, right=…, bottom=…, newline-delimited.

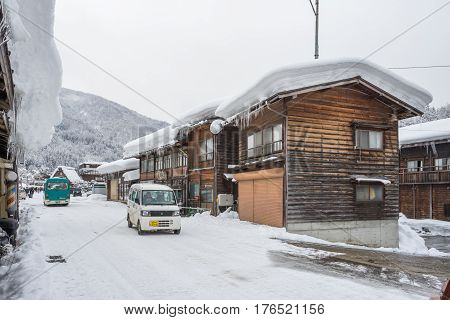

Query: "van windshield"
left=142, top=190, right=176, bottom=206
left=47, top=182, right=68, bottom=190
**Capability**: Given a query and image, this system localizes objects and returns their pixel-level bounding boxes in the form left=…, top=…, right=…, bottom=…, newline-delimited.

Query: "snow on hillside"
left=5, top=0, right=62, bottom=150
left=24, top=89, right=167, bottom=173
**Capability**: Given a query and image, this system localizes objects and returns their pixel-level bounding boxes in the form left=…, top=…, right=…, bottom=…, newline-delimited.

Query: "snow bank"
left=192, top=211, right=448, bottom=257
left=399, top=118, right=450, bottom=145
left=123, top=126, right=179, bottom=158
left=97, top=158, right=139, bottom=175
left=399, top=213, right=450, bottom=237
left=122, top=169, right=139, bottom=182
left=50, top=166, right=83, bottom=184
left=173, top=98, right=225, bottom=127
left=85, top=194, right=107, bottom=202
left=5, top=0, right=63, bottom=150
left=215, top=59, right=432, bottom=119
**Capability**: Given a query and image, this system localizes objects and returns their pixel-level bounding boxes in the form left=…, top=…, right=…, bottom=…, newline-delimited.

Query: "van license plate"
left=150, top=221, right=159, bottom=227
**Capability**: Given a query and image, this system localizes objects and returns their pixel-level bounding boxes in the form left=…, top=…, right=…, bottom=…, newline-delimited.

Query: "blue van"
left=44, top=177, right=71, bottom=206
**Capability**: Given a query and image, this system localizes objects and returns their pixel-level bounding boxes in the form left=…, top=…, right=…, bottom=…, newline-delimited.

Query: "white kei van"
left=127, top=184, right=181, bottom=235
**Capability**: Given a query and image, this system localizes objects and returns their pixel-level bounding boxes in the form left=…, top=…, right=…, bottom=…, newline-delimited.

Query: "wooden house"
left=399, top=119, right=450, bottom=221
left=78, top=162, right=105, bottom=182
left=215, top=60, right=432, bottom=247
left=97, top=158, right=139, bottom=202
left=0, top=8, right=19, bottom=244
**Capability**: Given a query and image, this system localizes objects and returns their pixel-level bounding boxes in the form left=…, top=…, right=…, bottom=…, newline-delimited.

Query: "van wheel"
left=174, top=229, right=181, bottom=235
left=137, top=221, right=143, bottom=235
left=127, top=215, right=132, bottom=228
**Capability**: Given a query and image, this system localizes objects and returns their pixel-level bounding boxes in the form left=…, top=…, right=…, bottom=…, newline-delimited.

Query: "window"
left=434, top=158, right=450, bottom=170
left=201, top=187, right=213, bottom=203
left=356, top=184, right=383, bottom=202
left=47, top=182, right=68, bottom=190
left=175, top=152, right=187, bottom=167
left=189, top=182, right=200, bottom=198
left=163, top=154, right=172, bottom=169
left=155, top=156, right=163, bottom=170
left=445, top=204, right=450, bottom=217
left=355, top=129, right=383, bottom=150
left=407, top=160, right=423, bottom=172
left=141, top=158, right=147, bottom=173
left=142, top=190, right=176, bottom=206
left=247, top=124, right=283, bottom=158
left=200, top=138, right=214, bottom=162
left=134, top=191, right=140, bottom=204
left=146, top=157, right=154, bottom=172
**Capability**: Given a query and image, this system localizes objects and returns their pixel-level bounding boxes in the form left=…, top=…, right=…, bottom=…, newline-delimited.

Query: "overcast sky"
left=54, top=0, right=450, bottom=123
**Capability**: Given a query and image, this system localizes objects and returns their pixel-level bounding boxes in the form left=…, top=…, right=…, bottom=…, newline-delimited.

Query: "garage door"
left=235, top=168, right=284, bottom=228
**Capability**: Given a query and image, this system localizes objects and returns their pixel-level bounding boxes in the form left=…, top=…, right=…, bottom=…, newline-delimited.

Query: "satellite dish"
left=210, top=119, right=224, bottom=135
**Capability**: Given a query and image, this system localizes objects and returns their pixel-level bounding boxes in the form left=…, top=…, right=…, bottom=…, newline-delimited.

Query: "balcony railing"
left=247, top=140, right=283, bottom=159
left=399, top=166, right=450, bottom=184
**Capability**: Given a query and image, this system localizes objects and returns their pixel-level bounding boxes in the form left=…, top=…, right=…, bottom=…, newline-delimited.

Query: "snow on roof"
left=97, top=158, right=139, bottom=175
left=350, top=175, right=391, bottom=185
left=215, top=59, right=432, bottom=119
left=5, top=0, right=63, bottom=150
left=51, top=166, right=83, bottom=184
left=399, top=118, right=450, bottom=146
left=123, top=126, right=179, bottom=158
left=79, top=161, right=107, bottom=166
left=123, top=169, right=139, bottom=182
left=172, top=98, right=226, bottom=127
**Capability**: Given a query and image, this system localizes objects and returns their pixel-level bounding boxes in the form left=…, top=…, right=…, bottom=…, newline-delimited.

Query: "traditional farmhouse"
left=78, top=162, right=106, bottom=182
left=51, top=166, right=84, bottom=187
left=215, top=59, right=432, bottom=247
left=97, top=158, right=139, bottom=202
left=399, top=118, right=450, bottom=221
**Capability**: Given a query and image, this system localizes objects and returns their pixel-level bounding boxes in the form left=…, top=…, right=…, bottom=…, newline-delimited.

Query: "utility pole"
left=308, top=0, right=319, bottom=59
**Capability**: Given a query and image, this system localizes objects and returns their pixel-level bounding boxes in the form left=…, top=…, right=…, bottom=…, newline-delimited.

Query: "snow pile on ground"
left=123, top=126, right=179, bottom=158
left=400, top=118, right=450, bottom=145
left=218, top=210, right=239, bottom=219
left=397, top=219, right=430, bottom=255
left=5, top=0, right=63, bottom=150
left=85, top=194, right=107, bottom=202
left=97, top=158, right=139, bottom=175
left=400, top=215, right=450, bottom=237
left=215, top=59, right=432, bottom=119
left=50, top=166, right=83, bottom=184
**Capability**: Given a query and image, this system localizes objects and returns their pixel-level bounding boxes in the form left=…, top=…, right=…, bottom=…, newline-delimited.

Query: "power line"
left=389, top=65, right=450, bottom=70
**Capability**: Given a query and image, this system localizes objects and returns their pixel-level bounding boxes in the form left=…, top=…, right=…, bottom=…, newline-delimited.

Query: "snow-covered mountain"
left=24, top=88, right=167, bottom=173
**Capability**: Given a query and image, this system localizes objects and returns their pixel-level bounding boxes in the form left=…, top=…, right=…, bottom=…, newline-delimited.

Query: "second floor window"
left=164, top=155, right=172, bottom=169
left=355, top=129, right=383, bottom=150
left=146, top=157, right=154, bottom=172
left=200, top=138, right=213, bottom=162
left=435, top=158, right=450, bottom=170
left=407, top=160, right=423, bottom=172
left=156, top=157, right=163, bottom=170
left=247, top=123, right=283, bottom=158
left=175, top=152, right=187, bottom=167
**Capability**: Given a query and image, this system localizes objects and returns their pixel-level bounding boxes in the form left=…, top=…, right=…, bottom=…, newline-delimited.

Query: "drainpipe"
left=283, top=98, right=289, bottom=229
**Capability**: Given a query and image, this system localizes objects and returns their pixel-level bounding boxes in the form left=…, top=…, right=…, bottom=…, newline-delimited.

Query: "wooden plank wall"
left=286, top=85, right=399, bottom=223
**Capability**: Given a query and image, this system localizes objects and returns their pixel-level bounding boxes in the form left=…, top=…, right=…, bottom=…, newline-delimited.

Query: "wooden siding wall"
left=286, top=85, right=399, bottom=223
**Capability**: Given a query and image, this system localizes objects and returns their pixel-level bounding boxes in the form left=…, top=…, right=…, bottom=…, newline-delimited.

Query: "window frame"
left=355, top=184, right=384, bottom=203
left=199, top=137, right=214, bottom=162
left=354, top=128, right=384, bottom=151
left=247, top=123, right=283, bottom=159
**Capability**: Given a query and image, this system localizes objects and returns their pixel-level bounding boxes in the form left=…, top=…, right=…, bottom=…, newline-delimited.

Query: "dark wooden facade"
left=138, top=145, right=188, bottom=207
left=181, top=122, right=239, bottom=214
left=78, top=163, right=104, bottom=182
left=399, top=141, right=450, bottom=221
left=230, top=82, right=415, bottom=246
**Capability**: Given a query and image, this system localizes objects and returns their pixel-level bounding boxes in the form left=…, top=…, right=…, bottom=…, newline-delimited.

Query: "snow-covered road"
left=4, top=195, right=425, bottom=299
